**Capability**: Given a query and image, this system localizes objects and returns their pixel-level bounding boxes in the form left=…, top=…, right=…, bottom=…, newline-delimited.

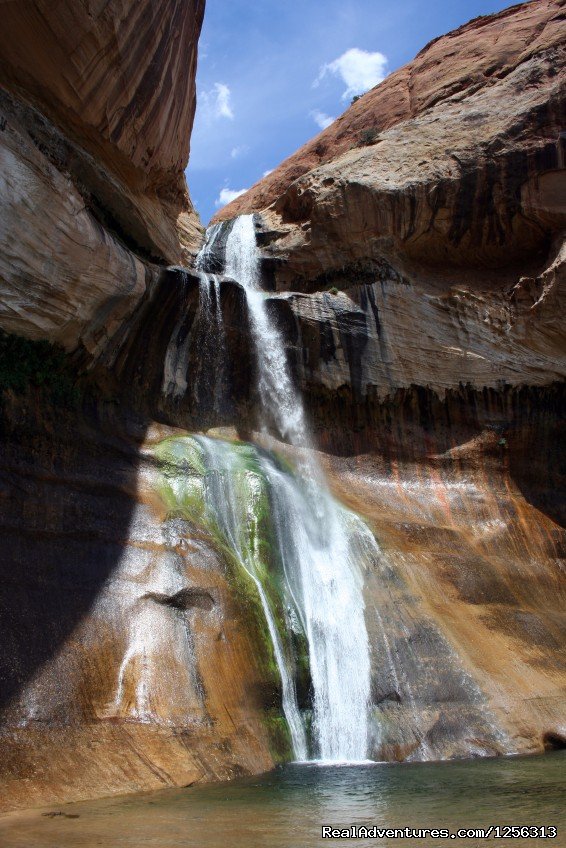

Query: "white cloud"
left=263, top=169, right=274, bottom=177
left=215, top=186, right=248, bottom=208
left=311, top=110, right=335, bottom=130
left=214, top=83, right=234, bottom=119
left=314, top=48, right=388, bottom=100
left=230, top=145, right=249, bottom=159
left=201, top=82, right=234, bottom=121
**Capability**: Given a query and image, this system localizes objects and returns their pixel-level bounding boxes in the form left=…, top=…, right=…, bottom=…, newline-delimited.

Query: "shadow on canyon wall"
left=0, top=266, right=258, bottom=719
left=0, top=269, right=562, bottom=737
left=0, top=267, right=252, bottom=720
left=111, top=269, right=256, bottom=434
left=0, top=393, right=146, bottom=716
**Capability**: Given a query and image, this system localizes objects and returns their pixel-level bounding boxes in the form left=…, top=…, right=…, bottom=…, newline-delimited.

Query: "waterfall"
left=259, top=456, right=374, bottom=762
left=202, top=213, right=373, bottom=764
left=224, top=216, right=308, bottom=448
left=157, top=433, right=377, bottom=763
left=194, top=272, right=225, bottom=414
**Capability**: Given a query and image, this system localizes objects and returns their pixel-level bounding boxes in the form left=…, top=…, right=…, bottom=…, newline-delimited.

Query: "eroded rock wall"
left=0, top=0, right=205, bottom=355
left=216, top=0, right=565, bottom=233
left=204, top=0, right=566, bottom=767
left=325, top=434, right=566, bottom=762
left=0, top=0, right=280, bottom=815
left=0, top=399, right=276, bottom=812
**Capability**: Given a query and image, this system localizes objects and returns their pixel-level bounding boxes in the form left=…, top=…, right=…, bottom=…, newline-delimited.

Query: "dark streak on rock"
left=144, top=588, right=216, bottom=612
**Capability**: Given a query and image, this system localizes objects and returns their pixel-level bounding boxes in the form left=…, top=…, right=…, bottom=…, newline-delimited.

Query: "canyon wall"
left=0, top=0, right=277, bottom=814
left=0, top=0, right=565, bottom=814
left=0, top=0, right=204, bottom=355
left=209, top=0, right=566, bottom=762
left=0, top=404, right=276, bottom=811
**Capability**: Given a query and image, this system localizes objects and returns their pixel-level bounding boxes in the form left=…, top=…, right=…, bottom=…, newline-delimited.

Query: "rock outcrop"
left=0, top=399, right=276, bottom=812
left=0, top=0, right=565, bottom=816
left=216, top=0, right=564, bottom=234
left=211, top=0, right=565, bottom=450
left=205, top=0, right=566, bottom=766
left=0, top=0, right=204, bottom=354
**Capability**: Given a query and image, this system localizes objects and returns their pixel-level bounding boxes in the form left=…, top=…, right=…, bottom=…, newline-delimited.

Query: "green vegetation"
left=154, top=434, right=313, bottom=757
left=263, top=711, right=293, bottom=763
left=357, top=127, right=380, bottom=146
left=0, top=329, right=81, bottom=406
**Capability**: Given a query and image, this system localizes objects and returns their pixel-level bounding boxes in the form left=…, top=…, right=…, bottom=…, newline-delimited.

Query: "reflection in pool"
left=0, top=752, right=564, bottom=847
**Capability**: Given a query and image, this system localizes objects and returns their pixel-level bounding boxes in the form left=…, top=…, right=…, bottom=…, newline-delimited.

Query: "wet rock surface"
left=0, top=0, right=565, bottom=815
left=322, top=430, right=566, bottom=762
left=0, top=397, right=275, bottom=812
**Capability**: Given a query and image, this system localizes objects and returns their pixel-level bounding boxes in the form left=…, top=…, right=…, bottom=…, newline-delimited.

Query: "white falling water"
left=215, top=214, right=373, bottom=763
left=196, top=222, right=223, bottom=273
left=194, top=272, right=225, bottom=414
left=260, top=456, right=374, bottom=762
left=224, top=216, right=307, bottom=447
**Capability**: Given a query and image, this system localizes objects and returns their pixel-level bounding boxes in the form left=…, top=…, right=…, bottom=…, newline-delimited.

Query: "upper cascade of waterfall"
left=224, top=215, right=310, bottom=449
left=224, top=216, right=261, bottom=290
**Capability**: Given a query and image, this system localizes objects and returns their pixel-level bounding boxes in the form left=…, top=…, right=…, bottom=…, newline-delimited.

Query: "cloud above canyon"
left=314, top=48, right=388, bottom=100
left=188, top=0, right=513, bottom=222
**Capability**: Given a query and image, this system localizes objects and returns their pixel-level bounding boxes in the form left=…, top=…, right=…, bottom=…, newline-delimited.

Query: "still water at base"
left=1, top=753, right=564, bottom=848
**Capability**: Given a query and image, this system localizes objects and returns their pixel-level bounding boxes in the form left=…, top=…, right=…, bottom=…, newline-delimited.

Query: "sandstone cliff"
left=0, top=0, right=204, bottom=354
left=213, top=0, right=565, bottom=404
left=201, top=0, right=566, bottom=766
left=217, top=0, right=564, bottom=230
left=0, top=0, right=565, bottom=816
left=0, top=0, right=276, bottom=813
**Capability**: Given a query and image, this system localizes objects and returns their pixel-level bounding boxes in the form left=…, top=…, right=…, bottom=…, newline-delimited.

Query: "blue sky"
left=187, top=0, right=516, bottom=224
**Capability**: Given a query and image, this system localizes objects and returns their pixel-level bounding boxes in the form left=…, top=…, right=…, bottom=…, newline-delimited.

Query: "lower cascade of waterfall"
left=173, top=213, right=376, bottom=763
left=156, top=434, right=377, bottom=763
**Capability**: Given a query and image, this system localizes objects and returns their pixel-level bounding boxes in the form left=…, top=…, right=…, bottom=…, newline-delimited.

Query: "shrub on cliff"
left=357, top=127, right=381, bottom=146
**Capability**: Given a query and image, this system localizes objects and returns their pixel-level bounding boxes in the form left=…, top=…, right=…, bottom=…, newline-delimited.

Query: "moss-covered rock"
left=154, top=433, right=313, bottom=755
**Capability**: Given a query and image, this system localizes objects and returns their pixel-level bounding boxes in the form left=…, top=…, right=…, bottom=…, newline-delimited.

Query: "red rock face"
left=0, top=0, right=565, bottom=816
left=208, top=0, right=565, bottom=415
left=0, top=0, right=205, bottom=239
left=214, top=0, right=565, bottom=223
left=0, top=0, right=278, bottom=814
left=0, top=399, right=276, bottom=813
left=0, top=0, right=205, bottom=355
left=201, top=0, right=566, bottom=775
